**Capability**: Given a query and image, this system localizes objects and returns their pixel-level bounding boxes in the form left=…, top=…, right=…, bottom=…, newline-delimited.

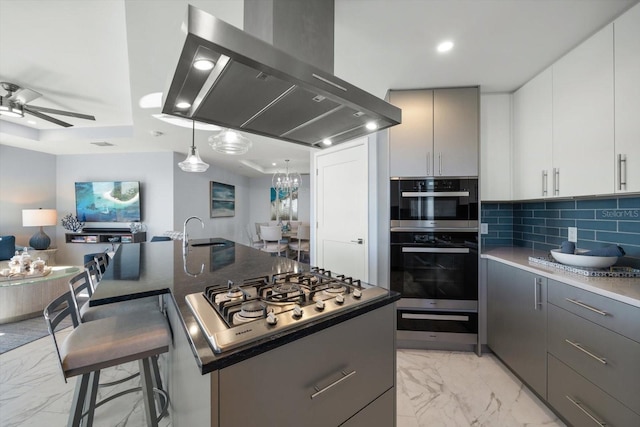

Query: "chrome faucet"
left=183, top=216, right=204, bottom=248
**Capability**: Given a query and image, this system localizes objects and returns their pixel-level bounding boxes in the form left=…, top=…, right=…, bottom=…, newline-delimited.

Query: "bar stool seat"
left=44, top=291, right=170, bottom=427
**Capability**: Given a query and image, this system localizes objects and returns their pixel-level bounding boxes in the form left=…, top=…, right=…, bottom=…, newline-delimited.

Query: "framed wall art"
left=210, top=181, right=235, bottom=218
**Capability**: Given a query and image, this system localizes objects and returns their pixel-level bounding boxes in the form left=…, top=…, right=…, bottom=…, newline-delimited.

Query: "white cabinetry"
left=614, top=3, right=640, bottom=193
left=389, top=87, right=478, bottom=178
left=552, top=24, right=614, bottom=197
left=512, top=68, right=553, bottom=200
left=480, top=94, right=512, bottom=200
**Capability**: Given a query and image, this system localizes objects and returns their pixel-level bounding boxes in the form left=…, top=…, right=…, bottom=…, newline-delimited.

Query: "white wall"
left=56, top=152, right=174, bottom=265
left=0, top=145, right=57, bottom=247
left=172, top=152, right=251, bottom=245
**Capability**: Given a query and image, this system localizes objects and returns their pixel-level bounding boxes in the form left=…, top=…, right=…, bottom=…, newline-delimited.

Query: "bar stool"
left=84, top=259, right=101, bottom=292
left=44, top=291, right=170, bottom=426
left=93, top=253, right=109, bottom=278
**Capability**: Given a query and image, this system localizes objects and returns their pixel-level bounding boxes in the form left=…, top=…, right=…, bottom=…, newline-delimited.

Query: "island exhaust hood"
left=162, top=3, right=401, bottom=148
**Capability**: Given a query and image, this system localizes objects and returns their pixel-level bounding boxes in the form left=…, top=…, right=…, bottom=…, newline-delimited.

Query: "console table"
left=0, top=266, right=81, bottom=323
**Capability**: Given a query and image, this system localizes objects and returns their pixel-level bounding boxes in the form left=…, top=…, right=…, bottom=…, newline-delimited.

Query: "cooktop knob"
left=293, top=304, right=303, bottom=318
left=353, top=289, right=362, bottom=299
left=335, top=294, right=345, bottom=304
left=315, top=300, right=325, bottom=311
left=266, top=312, right=278, bottom=325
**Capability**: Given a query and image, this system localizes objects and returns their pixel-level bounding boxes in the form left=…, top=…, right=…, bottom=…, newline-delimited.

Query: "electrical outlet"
left=481, top=223, right=489, bottom=235
left=568, top=227, right=577, bottom=243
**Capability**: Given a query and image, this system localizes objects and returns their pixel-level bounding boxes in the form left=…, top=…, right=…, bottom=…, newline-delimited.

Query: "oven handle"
left=401, top=191, right=470, bottom=197
left=402, top=247, right=470, bottom=254
left=402, top=313, right=470, bottom=321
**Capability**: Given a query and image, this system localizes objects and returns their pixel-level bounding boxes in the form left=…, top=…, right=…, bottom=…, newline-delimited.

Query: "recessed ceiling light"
left=322, top=138, right=332, bottom=146
left=437, top=40, right=454, bottom=53
left=193, top=59, right=215, bottom=71
left=272, top=162, right=276, bottom=166
left=139, top=92, right=163, bottom=109
left=365, top=121, right=378, bottom=130
left=176, top=101, right=191, bottom=109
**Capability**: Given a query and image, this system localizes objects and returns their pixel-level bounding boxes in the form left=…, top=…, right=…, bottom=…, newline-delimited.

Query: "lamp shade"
left=22, top=209, right=57, bottom=227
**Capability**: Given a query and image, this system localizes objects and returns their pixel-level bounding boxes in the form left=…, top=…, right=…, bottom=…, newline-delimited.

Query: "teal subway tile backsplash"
left=481, top=196, right=640, bottom=258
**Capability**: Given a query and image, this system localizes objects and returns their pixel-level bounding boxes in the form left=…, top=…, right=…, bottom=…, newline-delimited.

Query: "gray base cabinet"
left=487, top=261, right=547, bottom=398
left=218, top=303, right=396, bottom=427
left=487, top=260, right=640, bottom=427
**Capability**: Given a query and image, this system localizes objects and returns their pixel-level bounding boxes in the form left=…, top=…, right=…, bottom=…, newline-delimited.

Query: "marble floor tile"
left=396, top=349, right=566, bottom=427
left=1, top=333, right=564, bottom=427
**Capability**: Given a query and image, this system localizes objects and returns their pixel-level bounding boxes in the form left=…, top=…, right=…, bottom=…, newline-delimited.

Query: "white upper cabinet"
left=433, top=88, right=479, bottom=177
left=614, top=3, right=640, bottom=193
left=388, top=89, right=433, bottom=177
left=552, top=24, right=615, bottom=197
left=480, top=94, right=512, bottom=200
left=513, top=67, right=553, bottom=200
left=389, top=87, right=479, bottom=178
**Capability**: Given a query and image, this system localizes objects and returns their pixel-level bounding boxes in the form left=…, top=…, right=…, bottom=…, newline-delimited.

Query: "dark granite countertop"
left=90, top=239, right=400, bottom=374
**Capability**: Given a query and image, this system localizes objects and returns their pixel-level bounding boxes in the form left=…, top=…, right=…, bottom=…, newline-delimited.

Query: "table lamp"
left=22, top=208, right=57, bottom=250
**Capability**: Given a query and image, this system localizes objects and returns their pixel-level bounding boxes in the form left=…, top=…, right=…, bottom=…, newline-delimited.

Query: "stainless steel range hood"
left=162, top=4, right=401, bottom=148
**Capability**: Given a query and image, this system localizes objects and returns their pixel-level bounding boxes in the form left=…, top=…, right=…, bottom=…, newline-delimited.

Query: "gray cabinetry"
left=487, top=260, right=547, bottom=398
left=548, top=354, right=640, bottom=427
left=388, top=87, right=478, bottom=178
left=547, top=279, right=640, bottom=423
left=218, top=304, right=396, bottom=427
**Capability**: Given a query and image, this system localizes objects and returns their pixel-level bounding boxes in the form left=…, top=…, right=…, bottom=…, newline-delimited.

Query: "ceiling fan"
left=0, top=81, right=96, bottom=127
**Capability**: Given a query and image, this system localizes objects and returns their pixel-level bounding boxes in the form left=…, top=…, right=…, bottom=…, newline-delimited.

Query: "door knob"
left=350, top=238, right=364, bottom=244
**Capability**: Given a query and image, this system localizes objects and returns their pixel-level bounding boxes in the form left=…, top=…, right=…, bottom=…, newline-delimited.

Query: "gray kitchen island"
left=90, top=240, right=400, bottom=427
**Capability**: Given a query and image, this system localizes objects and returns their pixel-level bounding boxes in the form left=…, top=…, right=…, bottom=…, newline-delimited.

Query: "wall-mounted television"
left=75, top=181, right=141, bottom=223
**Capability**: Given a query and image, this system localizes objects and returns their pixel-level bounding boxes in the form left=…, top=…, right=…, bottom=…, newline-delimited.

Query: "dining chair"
left=288, top=224, right=311, bottom=262
left=255, top=222, right=268, bottom=236
left=245, top=224, right=263, bottom=249
left=259, top=225, right=288, bottom=256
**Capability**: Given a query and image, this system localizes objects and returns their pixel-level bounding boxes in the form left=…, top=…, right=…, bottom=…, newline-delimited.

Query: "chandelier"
left=178, top=120, right=210, bottom=172
left=208, top=129, right=252, bottom=155
left=272, top=159, right=302, bottom=193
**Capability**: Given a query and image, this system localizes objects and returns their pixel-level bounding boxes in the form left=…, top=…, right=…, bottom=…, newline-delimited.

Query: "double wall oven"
left=390, top=177, right=479, bottom=347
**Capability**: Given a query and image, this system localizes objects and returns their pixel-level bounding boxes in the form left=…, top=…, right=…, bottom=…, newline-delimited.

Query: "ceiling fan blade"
left=26, top=105, right=95, bottom=121
left=24, top=107, right=73, bottom=127
left=12, top=88, right=42, bottom=104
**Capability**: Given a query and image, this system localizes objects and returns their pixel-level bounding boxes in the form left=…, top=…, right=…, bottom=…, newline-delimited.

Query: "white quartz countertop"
left=482, top=247, right=640, bottom=308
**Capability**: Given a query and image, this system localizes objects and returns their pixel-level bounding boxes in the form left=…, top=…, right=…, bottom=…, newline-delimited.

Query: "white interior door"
left=315, top=141, right=368, bottom=281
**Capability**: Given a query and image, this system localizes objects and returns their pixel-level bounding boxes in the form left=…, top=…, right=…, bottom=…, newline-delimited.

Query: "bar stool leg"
left=139, top=358, right=159, bottom=427
left=150, top=355, right=167, bottom=416
left=68, top=373, right=91, bottom=427
left=83, top=371, right=100, bottom=426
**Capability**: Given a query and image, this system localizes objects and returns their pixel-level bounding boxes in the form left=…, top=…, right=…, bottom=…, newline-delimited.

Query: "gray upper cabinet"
left=388, top=87, right=479, bottom=178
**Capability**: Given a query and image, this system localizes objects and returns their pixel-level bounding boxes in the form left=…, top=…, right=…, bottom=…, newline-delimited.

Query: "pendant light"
left=178, top=120, right=210, bottom=172
left=208, top=128, right=252, bottom=155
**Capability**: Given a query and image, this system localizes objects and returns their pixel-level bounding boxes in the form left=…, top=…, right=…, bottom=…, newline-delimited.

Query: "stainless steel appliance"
left=390, top=177, right=478, bottom=230
left=185, top=268, right=388, bottom=353
left=390, top=177, right=479, bottom=348
left=162, top=5, right=401, bottom=148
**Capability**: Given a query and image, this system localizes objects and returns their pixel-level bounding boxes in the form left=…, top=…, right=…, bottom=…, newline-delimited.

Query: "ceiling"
left=0, top=0, right=637, bottom=178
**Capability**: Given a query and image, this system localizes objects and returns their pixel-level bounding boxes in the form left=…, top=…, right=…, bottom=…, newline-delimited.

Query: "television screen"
left=75, top=181, right=141, bottom=223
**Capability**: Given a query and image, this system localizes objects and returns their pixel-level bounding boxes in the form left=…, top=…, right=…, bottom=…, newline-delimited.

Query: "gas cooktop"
left=185, top=268, right=389, bottom=353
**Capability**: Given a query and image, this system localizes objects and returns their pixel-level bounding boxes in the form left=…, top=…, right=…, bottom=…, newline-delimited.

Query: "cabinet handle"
left=618, top=154, right=627, bottom=191
left=427, top=152, right=431, bottom=175
left=553, top=168, right=560, bottom=195
left=564, top=298, right=608, bottom=316
left=565, top=339, right=607, bottom=364
left=310, top=370, right=356, bottom=399
left=533, top=278, right=542, bottom=310
left=565, top=396, right=607, bottom=426
left=542, top=170, right=548, bottom=196
left=438, top=152, right=443, bottom=175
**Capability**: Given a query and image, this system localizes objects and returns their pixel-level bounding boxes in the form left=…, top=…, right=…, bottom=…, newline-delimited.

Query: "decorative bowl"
left=550, top=249, right=618, bottom=269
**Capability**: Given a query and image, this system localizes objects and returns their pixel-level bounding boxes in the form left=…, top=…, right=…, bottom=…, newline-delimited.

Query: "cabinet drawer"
left=340, top=387, right=395, bottom=427
left=219, top=304, right=395, bottom=427
left=548, top=304, right=640, bottom=414
left=547, top=279, right=640, bottom=342
left=548, top=354, right=640, bottom=427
